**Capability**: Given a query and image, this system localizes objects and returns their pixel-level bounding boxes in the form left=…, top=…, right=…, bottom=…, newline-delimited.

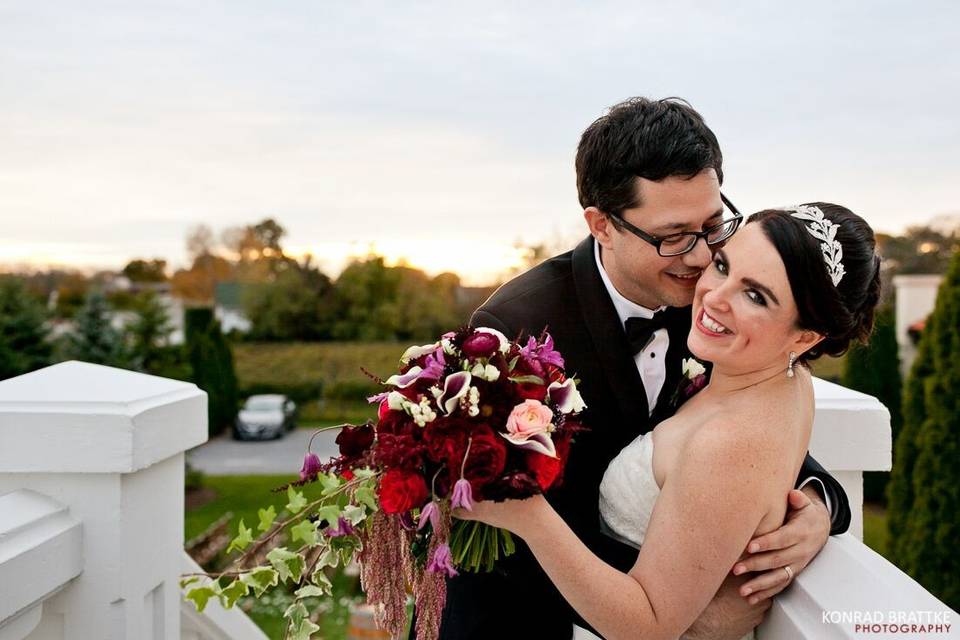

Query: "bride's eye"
left=746, top=289, right=767, bottom=306
left=713, top=256, right=727, bottom=275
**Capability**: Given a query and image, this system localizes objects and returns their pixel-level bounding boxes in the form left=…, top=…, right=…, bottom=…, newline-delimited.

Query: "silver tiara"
left=781, top=205, right=845, bottom=286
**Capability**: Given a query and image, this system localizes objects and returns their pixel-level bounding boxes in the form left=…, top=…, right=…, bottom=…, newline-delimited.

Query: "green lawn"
left=862, top=503, right=889, bottom=559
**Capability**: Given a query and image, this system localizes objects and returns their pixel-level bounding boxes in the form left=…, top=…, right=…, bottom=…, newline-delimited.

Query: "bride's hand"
left=452, top=493, right=549, bottom=536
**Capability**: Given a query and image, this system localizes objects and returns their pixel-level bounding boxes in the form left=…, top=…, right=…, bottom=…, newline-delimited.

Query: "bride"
left=456, top=203, right=881, bottom=640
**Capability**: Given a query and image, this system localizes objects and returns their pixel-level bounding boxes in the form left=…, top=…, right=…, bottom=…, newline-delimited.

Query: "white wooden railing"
left=0, top=363, right=956, bottom=639
left=0, top=361, right=265, bottom=640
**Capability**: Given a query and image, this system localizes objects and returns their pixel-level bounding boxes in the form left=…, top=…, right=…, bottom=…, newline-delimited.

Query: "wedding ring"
left=783, top=565, right=794, bottom=582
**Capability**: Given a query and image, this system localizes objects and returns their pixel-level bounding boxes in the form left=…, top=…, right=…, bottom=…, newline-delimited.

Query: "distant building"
left=893, top=274, right=943, bottom=376
left=213, top=282, right=253, bottom=334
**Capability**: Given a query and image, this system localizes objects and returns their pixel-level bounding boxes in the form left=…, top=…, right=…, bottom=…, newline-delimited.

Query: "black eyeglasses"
left=608, top=192, right=743, bottom=257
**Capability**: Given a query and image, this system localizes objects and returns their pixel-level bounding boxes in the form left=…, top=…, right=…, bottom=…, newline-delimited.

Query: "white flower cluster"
left=466, top=386, right=480, bottom=417
left=387, top=390, right=438, bottom=427
left=469, top=362, right=501, bottom=382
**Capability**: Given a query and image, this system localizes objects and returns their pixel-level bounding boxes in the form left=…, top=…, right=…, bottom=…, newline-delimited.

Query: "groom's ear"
left=585, top=207, right=614, bottom=247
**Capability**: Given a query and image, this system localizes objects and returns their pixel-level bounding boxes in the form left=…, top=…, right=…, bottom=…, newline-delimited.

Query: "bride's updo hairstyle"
left=747, top=203, right=881, bottom=363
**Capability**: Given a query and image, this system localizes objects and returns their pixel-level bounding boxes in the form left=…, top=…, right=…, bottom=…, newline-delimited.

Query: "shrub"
left=886, top=250, right=960, bottom=610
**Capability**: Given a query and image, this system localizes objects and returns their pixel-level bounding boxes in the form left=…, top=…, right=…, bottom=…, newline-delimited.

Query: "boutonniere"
left=670, top=357, right=708, bottom=408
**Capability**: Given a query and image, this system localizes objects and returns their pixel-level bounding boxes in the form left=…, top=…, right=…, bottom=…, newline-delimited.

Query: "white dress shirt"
left=592, top=239, right=832, bottom=513
left=594, top=240, right=669, bottom=415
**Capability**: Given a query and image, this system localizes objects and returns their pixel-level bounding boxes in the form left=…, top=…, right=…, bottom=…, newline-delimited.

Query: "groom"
left=440, top=97, right=851, bottom=639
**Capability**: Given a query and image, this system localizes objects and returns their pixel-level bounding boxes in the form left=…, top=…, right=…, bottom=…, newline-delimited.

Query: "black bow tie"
left=625, top=310, right=674, bottom=355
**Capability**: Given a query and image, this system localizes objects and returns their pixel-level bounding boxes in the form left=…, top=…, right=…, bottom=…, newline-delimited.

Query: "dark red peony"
left=336, top=424, right=374, bottom=459
left=461, top=331, right=501, bottom=358
left=378, top=469, right=429, bottom=513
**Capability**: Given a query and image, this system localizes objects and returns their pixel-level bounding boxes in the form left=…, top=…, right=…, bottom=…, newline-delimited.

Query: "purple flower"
left=325, top=516, right=356, bottom=538
left=367, top=391, right=390, bottom=404
left=418, top=501, right=441, bottom=531
left=426, top=543, right=458, bottom=578
left=438, top=371, right=472, bottom=415
left=451, top=478, right=474, bottom=511
left=520, top=333, right=564, bottom=369
left=420, top=349, right=446, bottom=380
left=299, top=452, right=323, bottom=481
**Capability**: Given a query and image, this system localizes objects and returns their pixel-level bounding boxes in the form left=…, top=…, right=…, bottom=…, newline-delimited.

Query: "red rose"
left=515, top=382, right=548, bottom=401
left=460, top=425, right=508, bottom=491
left=527, top=433, right=572, bottom=490
left=378, top=469, right=429, bottom=514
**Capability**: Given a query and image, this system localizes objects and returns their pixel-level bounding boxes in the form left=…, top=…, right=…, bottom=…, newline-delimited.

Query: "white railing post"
left=0, top=361, right=206, bottom=639
left=808, top=378, right=891, bottom=540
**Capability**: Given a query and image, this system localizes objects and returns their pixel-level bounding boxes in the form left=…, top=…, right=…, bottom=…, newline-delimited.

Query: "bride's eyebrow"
left=742, top=277, right=780, bottom=306
left=718, top=250, right=781, bottom=306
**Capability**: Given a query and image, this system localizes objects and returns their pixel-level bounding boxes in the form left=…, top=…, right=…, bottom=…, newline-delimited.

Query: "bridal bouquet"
left=183, top=327, right=585, bottom=640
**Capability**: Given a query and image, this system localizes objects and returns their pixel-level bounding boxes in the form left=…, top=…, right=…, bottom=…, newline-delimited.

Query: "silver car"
left=233, top=394, right=297, bottom=440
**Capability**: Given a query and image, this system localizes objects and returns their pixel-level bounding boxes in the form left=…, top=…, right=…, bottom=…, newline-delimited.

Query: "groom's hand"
left=730, top=488, right=830, bottom=603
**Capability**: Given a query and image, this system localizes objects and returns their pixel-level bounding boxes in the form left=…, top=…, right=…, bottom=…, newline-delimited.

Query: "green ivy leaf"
left=315, top=504, right=341, bottom=526
left=241, top=567, right=279, bottom=597
left=315, top=547, right=339, bottom=570
left=287, top=487, right=308, bottom=514
left=185, top=585, right=218, bottom=613
left=289, top=618, right=320, bottom=640
left=318, top=472, right=341, bottom=496
left=257, top=505, right=277, bottom=532
left=352, top=467, right=377, bottom=480
left=353, top=485, right=378, bottom=512
left=290, top=519, right=319, bottom=546
left=310, top=569, right=333, bottom=596
left=267, top=546, right=306, bottom=584
left=227, top=518, right=253, bottom=554
left=341, top=504, right=367, bottom=525
left=179, top=576, right=200, bottom=590
left=284, top=600, right=309, bottom=626
left=295, top=584, right=326, bottom=599
left=218, top=578, right=249, bottom=609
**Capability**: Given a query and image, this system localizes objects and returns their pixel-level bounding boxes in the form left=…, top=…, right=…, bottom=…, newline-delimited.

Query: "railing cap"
left=811, top=377, right=891, bottom=471
left=0, top=361, right=208, bottom=473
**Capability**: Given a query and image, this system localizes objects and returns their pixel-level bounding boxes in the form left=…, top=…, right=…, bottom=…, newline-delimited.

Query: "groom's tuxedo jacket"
left=437, top=236, right=851, bottom=640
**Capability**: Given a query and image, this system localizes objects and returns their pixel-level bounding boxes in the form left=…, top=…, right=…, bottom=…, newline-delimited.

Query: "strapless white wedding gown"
left=571, top=432, right=755, bottom=640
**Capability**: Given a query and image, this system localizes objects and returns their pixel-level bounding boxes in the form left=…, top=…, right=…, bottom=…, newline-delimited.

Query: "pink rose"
left=506, top=399, right=554, bottom=436
left=500, top=400, right=558, bottom=458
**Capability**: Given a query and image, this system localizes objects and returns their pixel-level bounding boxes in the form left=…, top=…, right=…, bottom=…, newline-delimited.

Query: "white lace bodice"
left=599, top=431, right=660, bottom=548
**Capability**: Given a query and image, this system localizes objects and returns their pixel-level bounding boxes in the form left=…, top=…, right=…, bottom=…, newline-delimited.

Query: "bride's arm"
left=460, top=420, right=781, bottom=640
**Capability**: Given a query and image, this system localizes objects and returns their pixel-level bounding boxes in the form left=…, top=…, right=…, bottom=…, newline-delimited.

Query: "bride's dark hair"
left=747, top=204, right=881, bottom=363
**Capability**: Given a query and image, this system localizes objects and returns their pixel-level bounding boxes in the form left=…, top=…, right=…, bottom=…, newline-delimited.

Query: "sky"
left=1, top=1, right=958, bottom=284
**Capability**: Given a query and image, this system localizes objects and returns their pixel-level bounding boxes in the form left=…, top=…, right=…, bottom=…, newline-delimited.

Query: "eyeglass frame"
left=606, top=192, right=744, bottom=257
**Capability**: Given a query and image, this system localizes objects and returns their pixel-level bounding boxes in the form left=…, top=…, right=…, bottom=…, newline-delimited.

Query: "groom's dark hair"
left=576, top=97, right=723, bottom=215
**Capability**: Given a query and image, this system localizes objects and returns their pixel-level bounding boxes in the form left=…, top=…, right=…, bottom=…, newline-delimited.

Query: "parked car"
left=233, top=394, right=297, bottom=440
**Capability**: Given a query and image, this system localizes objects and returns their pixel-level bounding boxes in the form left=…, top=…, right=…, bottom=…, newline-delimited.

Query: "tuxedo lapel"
left=571, top=236, right=649, bottom=424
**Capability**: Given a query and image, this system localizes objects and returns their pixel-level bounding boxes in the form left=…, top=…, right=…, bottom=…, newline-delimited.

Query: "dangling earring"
left=786, top=352, right=798, bottom=378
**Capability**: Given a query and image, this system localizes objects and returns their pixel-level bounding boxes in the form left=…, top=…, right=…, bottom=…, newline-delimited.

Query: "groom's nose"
left=682, top=236, right=712, bottom=269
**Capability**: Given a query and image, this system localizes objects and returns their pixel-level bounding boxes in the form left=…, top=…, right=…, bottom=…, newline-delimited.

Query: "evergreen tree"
left=840, top=306, right=902, bottom=503
left=0, top=277, right=52, bottom=380
left=185, top=308, right=239, bottom=437
left=128, top=290, right=175, bottom=373
left=886, top=250, right=960, bottom=610
left=62, top=290, right=128, bottom=366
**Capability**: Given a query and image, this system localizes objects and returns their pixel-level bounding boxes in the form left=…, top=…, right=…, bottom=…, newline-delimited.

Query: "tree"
left=0, top=276, right=52, bottom=380
left=122, top=258, right=168, bottom=283
left=185, top=308, right=239, bottom=437
left=886, top=249, right=960, bottom=610
left=62, top=290, right=128, bottom=367
left=127, top=290, right=177, bottom=374
left=840, top=306, right=902, bottom=503
left=243, top=257, right=337, bottom=341
left=877, top=224, right=959, bottom=276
